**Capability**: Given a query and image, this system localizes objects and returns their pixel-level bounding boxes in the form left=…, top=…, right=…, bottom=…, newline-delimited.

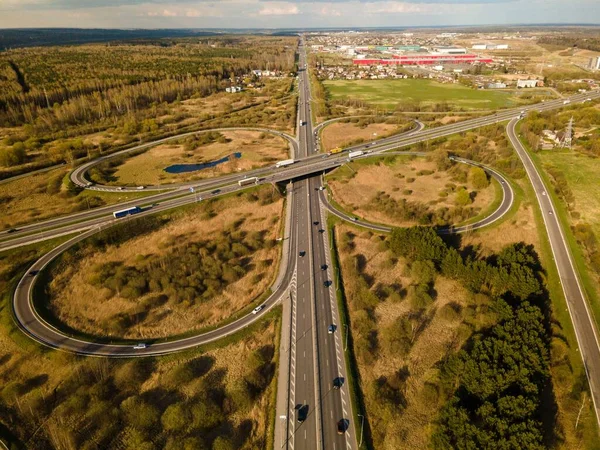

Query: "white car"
left=253, top=305, right=265, bottom=314
left=133, top=343, right=147, bottom=350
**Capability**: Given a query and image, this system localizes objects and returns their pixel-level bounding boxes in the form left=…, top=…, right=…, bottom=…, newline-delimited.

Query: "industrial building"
left=472, top=43, right=509, bottom=50
left=353, top=54, right=492, bottom=66
left=434, top=46, right=467, bottom=54
left=517, top=79, right=542, bottom=88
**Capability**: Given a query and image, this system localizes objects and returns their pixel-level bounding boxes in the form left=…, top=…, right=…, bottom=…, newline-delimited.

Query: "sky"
left=0, top=0, right=599, bottom=29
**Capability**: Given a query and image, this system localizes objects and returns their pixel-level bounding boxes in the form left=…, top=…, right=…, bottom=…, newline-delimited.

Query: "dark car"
left=211, top=189, right=221, bottom=195
left=313, top=221, right=319, bottom=225
left=319, top=229, right=325, bottom=234
left=328, top=324, right=336, bottom=334
left=299, top=251, right=306, bottom=257
left=6, top=228, right=17, bottom=233
left=337, top=419, right=349, bottom=435
left=297, top=404, right=309, bottom=424
left=28, top=270, right=39, bottom=276
left=333, top=377, right=344, bottom=390
left=321, top=264, right=327, bottom=271
left=324, top=280, right=331, bottom=287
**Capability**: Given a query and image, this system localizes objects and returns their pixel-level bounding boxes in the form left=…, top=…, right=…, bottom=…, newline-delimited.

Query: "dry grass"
left=321, top=122, right=400, bottom=151
left=0, top=245, right=278, bottom=449
left=113, top=130, right=289, bottom=185
left=0, top=167, right=147, bottom=229
left=328, top=157, right=494, bottom=227
left=336, top=224, right=471, bottom=449
left=460, top=179, right=540, bottom=255
left=49, top=189, right=284, bottom=338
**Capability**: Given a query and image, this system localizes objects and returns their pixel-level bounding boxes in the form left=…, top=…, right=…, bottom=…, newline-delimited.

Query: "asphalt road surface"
left=507, top=117, right=600, bottom=427
left=5, top=43, right=600, bottom=446
left=2, top=89, right=597, bottom=249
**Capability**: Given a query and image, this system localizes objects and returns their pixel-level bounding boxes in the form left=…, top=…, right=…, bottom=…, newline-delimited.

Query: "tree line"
left=387, top=227, right=554, bottom=449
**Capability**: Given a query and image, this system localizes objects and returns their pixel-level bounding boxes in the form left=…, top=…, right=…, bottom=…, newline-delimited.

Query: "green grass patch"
left=323, top=79, right=555, bottom=111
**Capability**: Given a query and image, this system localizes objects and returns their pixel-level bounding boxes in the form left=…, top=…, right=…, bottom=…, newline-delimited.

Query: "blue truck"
left=112, top=206, right=141, bottom=219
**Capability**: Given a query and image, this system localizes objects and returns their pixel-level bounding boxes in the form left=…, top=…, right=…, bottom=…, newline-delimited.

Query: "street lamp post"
left=279, top=415, right=287, bottom=448
left=344, top=323, right=348, bottom=352
left=358, top=414, right=365, bottom=447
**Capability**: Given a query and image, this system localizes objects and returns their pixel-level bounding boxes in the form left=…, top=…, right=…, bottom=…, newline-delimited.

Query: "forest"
left=538, top=34, right=600, bottom=52
left=0, top=36, right=297, bottom=176
left=388, top=227, right=554, bottom=448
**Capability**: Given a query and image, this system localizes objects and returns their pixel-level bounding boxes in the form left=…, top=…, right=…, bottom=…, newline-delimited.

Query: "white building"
left=434, top=46, right=467, bottom=54
left=517, top=79, right=539, bottom=88
left=226, top=86, right=243, bottom=93
left=472, top=44, right=487, bottom=50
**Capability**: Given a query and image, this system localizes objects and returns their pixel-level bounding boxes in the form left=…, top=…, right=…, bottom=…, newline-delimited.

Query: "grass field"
left=0, top=241, right=280, bottom=449
left=47, top=186, right=284, bottom=339
left=113, top=130, right=289, bottom=186
left=0, top=167, right=151, bottom=229
left=334, top=223, right=478, bottom=449
left=323, top=79, right=552, bottom=111
left=538, top=150, right=600, bottom=237
left=326, top=155, right=495, bottom=228
left=320, top=122, right=402, bottom=152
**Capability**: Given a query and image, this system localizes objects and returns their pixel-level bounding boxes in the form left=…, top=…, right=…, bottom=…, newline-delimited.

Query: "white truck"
left=348, top=150, right=364, bottom=160
left=238, top=177, right=259, bottom=187
left=275, top=159, right=295, bottom=168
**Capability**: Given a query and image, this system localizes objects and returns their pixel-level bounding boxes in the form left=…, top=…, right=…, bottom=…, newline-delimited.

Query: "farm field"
left=108, top=130, right=290, bottom=186
left=326, top=155, right=496, bottom=228
left=323, top=79, right=554, bottom=111
left=0, top=167, right=150, bottom=230
left=45, top=186, right=284, bottom=339
left=0, top=241, right=280, bottom=449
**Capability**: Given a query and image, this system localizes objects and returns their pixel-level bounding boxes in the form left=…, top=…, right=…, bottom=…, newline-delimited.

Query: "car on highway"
left=352, top=217, right=359, bottom=221
left=117, top=187, right=123, bottom=191
left=549, top=211, right=553, bottom=215
left=299, top=251, right=306, bottom=257
left=321, top=264, right=327, bottom=271
left=324, top=280, right=332, bottom=287
left=297, top=404, right=309, bottom=424
left=542, top=191, right=546, bottom=196
left=211, top=189, right=221, bottom=195
left=319, top=229, right=325, bottom=234
left=313, top=221, right=319, bottom=225
left=337, top=419, right=348, bottom=435
left=133, top=343, right=147, bottom=350
left=28, top=270, right=39, bottom=276
left=7, top=228, right=17, bottom=233
left=252, top=304, right=265, bottom=314
left=333, top=377, right=344, bottom=390
left=328, top=324, right=336, bottom=334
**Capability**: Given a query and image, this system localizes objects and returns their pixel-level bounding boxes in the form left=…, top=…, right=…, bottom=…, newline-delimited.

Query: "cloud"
left=258, top=2, right=299, bottom=15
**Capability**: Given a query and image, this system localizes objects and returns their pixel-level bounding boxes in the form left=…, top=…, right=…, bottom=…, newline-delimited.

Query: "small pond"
left=164, top=152, right=242, bottom=174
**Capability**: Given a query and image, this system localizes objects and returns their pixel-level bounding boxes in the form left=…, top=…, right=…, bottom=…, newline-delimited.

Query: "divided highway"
left=507, top=118, right=600, bottom=426
left=5, top=39, right=600, bottom=448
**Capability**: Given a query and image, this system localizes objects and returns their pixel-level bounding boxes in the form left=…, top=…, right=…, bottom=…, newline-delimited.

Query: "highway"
left=507, top=118, right=600, bottom=426
left=2, top=89, right=597, bottom=249
left=283, top=42, right=357, bottom=450
left=4, top=39, right=600, bottom=448
left=70, top=127, right=298, bottom=191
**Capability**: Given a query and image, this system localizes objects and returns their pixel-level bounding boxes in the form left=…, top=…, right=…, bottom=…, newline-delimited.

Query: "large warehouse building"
left=353, top=54, right=493, bottom=66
